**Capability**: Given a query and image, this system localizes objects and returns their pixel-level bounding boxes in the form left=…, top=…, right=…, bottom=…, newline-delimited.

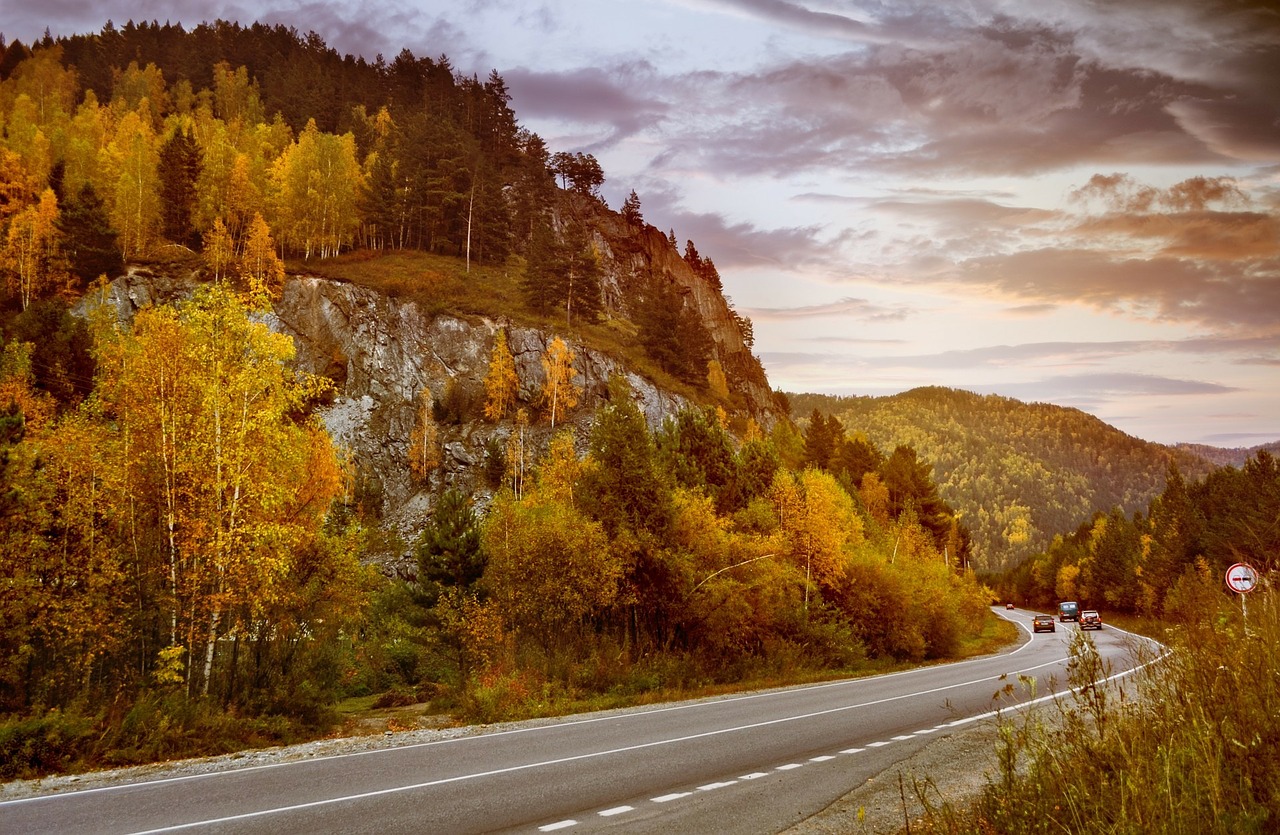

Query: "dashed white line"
left=740, top=772, right=769, bottom=780
left=867, top=740, right=892, bottom=747
left=698, top=781, right=737, bottom=791
left=599, top=806, right=633, bottom=817
left=840, top=747, right=865, bottom=754
left=914, top=727, right=939, bottom=735
left=892, top=735, right=914, bottom=741
left=776, top=763, right=803, bottom=770
left=539, top=821, right=577, bottom=831
left=652, top=792, right=692, bottom=803
left=809, top=755, right=835, bottom=762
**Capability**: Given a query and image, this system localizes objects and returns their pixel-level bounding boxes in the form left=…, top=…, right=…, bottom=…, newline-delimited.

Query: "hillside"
left=788, top=387, right=1218, bottom=571
left=1173, top=440, right=1280, bottom=468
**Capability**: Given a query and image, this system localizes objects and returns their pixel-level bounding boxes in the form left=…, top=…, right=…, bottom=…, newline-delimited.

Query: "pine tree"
left=158, top=127, right=202, bottom=248
left=415, top=488, right=484, bottom=607
left=56, top=181, right=122, bottom=285
left=621, top=190, right=643, bottom=225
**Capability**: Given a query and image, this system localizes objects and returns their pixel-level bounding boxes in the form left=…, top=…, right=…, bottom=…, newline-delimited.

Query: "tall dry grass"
left=911, top=585, right=1279, bottom=833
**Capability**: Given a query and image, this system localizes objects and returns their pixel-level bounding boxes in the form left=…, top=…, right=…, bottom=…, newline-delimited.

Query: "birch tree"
left=540, top=336, right=580, bottom=429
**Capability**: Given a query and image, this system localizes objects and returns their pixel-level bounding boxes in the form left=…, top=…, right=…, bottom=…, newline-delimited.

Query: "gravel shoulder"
left=2, top=685, right=1012, bottom=835
left=781, top=718, right=1002, bottom=834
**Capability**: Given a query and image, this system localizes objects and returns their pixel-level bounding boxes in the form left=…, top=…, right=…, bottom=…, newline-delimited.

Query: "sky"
left=4, top=1, right=1279, bottom=447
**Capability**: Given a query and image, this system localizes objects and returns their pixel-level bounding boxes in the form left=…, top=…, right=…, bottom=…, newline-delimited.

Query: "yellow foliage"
left=483, top=328, right=518, bottom=422
left=707, top=358, right=729, bottom=401
left=540, top=336, right=580, bottom=428
left=407, top=386, right=439, bottom=482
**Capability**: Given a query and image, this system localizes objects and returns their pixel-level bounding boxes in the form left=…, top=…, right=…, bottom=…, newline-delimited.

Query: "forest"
left=995, top=452, right=1280, bottom=617
left=789, top=388, right=1216, bottom=571
left=0, top=23, right=996, bottom=776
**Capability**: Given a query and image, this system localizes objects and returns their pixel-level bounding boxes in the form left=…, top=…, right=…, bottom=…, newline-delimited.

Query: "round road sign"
left=1225, top=562, right=1259, bottom=594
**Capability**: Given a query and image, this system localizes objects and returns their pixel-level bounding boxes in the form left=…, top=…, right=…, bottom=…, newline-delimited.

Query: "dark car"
left=1032, top=614, right=1055, bottom=633
left=1080, top=610, right=1103, bottom=630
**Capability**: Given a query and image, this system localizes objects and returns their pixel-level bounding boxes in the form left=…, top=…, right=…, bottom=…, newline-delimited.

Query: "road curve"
left=1, top=608, right=1161, bottom=834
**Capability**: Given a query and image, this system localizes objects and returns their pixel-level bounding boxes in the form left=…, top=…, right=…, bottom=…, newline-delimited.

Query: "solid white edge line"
left=4, top=607, right=1044, bottom=807
left=22, top=611, right=1172, bottom=835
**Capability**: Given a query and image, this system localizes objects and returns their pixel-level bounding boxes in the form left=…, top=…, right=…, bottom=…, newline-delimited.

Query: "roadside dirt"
left=782, top=719, right=1002, bottom=835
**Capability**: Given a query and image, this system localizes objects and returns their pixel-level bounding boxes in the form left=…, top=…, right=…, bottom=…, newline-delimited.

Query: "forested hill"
left=788, top=387, right=1218, bottom=571
left=0, top=20, right=774, bottom=423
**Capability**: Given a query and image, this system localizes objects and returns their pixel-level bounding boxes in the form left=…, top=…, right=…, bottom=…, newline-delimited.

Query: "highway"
left=1, top=608, right=1160, bottom=834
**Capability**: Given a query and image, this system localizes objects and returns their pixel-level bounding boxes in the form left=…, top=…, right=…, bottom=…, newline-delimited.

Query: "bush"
left=0, top=711, right=96, bottom=779
left=915, top=588, right=1280, bottom=833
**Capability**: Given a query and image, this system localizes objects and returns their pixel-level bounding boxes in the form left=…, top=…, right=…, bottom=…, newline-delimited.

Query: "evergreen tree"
left=880, top=444, right=956, bottom=548
left=803, top=410, right=841, bottom=470
left=636, top=278, right=713, bottom=386
left=158, top=128, right=202, bottom=248
left=415, top=488, right=484, bottom=608
left=621, top=190, right=643, bottom=225
left=656, top=407, right=737, bottom=512
left=521, top=218, right=565, bottom=316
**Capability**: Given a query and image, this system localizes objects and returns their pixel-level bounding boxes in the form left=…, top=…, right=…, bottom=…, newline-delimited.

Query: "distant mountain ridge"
left=788, top=386, right=1227, bottom=571
left=1172, top=440, right=1280, bottom=468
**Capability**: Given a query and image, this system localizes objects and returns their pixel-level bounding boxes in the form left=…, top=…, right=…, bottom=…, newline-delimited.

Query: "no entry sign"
left=1225, top=562, right=1259, bottom=594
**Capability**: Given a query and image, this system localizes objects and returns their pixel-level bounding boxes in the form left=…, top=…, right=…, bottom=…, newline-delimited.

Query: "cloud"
left=504, top=64, right=669, bottom=148
left=747, top=297, right=917, bottom=322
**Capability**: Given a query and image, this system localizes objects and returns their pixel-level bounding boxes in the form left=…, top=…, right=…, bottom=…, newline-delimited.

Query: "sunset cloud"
left=9, top=0, right=1279, bottom=445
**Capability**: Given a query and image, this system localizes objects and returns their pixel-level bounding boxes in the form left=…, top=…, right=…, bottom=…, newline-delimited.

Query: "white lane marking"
left=867, top=741, right=892, bottom=747
left=698, top=781, right=737, bottom=791
left=839, top=748, right=864, bottom=754
left=652, top=792, right=691, bottom=803
left=739, top=772, right=768, bottom=780
left=809, top=755, right=835, bottom=762
left=599, top=806, right=633, bottom=817
left=913, top=728, right=938, bottom=735
left=8, top=610, right=1051, bottom=806
left=113, top=647, right=1112, bottom=835
left=776, top=763, right=804, bottom=771
left=73, top=618, right=1174, bottom=834
left=539, top=821, right=577, bottom=831
left=891, top=735, right=914, bottom=741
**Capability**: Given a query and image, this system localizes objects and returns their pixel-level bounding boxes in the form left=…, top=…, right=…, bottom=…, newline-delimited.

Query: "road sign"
left=1225, top=562, right=1259, bottom=594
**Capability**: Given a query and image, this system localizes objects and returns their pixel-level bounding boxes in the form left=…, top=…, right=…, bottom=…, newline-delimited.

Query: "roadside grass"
left=338, top=611, right=1018, bottom=731
left=907, top=587, right=1280, bottom=833
left=0, top=611, right=1019, bottom=779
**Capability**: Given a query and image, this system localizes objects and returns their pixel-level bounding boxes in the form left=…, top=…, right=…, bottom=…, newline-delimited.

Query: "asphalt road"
left=1, top=608, right=1160, bottom=834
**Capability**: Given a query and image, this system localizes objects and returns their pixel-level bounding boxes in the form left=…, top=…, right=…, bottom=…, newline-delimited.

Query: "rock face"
left=79, top=203, right=782, bottom=569
left=271, top=276, right=691, bottom=557
left=574, top=197, right=776, bottom=420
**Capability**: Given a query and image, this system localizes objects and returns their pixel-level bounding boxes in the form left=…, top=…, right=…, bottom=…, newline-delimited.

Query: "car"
left=1032, top=614, right=1055, bottom=633
left=1080, top=610, right=1103, bottom=630
left=1005, top=602, right=1015, bottom=610
left=1058, top=601, right=1079, bottom=622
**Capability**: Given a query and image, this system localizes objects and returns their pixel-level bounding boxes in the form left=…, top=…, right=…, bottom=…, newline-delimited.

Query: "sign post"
left=1225, top=562, right=1259, bottom=622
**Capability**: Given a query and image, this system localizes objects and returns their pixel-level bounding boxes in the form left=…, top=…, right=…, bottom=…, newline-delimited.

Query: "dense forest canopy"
left=0, top=20, right=768, bottom=399
left=789, top=387, right=1216, bottom=571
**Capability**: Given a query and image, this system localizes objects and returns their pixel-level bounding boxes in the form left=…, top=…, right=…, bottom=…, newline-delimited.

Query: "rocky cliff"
left=271, top=276, right=693, bottom=548
left=83, top=199, right=782, bottom=565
